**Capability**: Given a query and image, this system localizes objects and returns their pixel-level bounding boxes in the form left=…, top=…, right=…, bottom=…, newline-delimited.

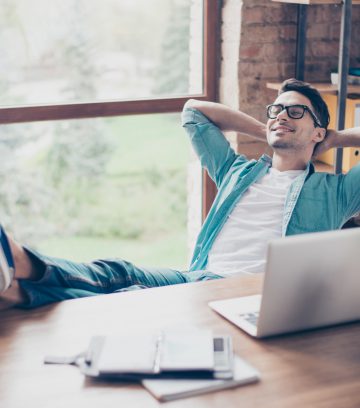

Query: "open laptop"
left=209, top=228, right=360, bottom=338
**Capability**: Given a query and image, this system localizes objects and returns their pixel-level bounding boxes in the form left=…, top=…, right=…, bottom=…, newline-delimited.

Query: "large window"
left=2, top=114, right=188, bottom=268
left=0, top=0, right=219, bottom=267
left=1, top=0, right=203, bottom=106
left=0, top=0, right=217, bottom=122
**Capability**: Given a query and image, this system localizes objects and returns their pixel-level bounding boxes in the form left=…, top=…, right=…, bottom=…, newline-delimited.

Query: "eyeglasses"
left=266, top=104, right=322, bottom=128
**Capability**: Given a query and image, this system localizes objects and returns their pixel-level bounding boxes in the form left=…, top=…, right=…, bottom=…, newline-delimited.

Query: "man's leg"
left=0, top=229, right=194, bottom=309
left=0, top=227, right=224, bottom=310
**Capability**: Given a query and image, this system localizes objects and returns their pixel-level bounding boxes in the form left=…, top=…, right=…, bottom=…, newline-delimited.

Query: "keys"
left=240, top=312, right=259, bottom=326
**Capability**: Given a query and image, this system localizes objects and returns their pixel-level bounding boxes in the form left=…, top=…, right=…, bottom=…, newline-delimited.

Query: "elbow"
left=184, top=99, right=201, bottom=110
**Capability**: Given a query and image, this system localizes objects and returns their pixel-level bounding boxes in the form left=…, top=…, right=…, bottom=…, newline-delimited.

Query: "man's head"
left=266, top=78, right=329, bottom=157
left=278, top=78, right=330, bottom=130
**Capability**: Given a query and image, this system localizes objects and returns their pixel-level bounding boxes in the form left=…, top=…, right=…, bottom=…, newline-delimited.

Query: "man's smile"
left=270, top=124, right=295, bottom=133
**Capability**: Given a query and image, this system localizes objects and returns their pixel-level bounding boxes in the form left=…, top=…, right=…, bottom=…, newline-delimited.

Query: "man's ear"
left=312, top=127, right=326, bottom=143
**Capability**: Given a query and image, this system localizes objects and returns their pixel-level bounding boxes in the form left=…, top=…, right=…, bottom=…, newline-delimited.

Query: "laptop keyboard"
left=240, top=312, right=259, bottom=326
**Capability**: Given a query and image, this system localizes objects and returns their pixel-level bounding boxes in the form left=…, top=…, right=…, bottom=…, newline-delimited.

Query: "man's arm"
left=313, top=127, right=360, bottom=218
left=313, top=127, right=360, bottom=158
left=184, top=99, right=267, bottom=141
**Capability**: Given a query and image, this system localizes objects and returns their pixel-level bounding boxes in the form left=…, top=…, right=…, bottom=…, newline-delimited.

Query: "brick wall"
left=220, top=0, right=360, bottom=159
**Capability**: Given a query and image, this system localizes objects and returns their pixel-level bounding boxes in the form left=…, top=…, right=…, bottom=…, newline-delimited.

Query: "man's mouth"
left=271, top=125, right=295, bottom=133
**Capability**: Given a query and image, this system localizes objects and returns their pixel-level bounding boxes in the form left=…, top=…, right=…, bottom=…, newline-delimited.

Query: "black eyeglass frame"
left=266, top=104, right=322, bottom=128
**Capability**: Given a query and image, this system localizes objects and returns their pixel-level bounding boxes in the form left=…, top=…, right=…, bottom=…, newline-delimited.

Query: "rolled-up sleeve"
left=182, top=107, right=245, bottom=188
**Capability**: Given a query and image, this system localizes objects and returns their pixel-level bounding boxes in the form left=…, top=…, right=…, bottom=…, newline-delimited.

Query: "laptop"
left=209, top=228, right=360, bottom=338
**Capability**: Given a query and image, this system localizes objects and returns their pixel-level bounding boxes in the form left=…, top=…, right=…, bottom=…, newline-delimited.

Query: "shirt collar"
left=260, top=154, right=314, bottom=177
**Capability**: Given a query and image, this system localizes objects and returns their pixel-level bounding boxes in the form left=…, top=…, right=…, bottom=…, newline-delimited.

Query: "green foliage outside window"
left=0, top=0, right=194, bottom=269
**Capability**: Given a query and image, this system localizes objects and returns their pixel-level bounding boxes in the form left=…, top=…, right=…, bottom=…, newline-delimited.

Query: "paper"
left=160, top=330, right=214, bottom=371
left=97, top=334, right=159, bottom=374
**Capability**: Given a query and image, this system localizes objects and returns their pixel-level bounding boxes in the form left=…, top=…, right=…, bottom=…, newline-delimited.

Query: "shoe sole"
left=0, top=228, right=15, bottom=293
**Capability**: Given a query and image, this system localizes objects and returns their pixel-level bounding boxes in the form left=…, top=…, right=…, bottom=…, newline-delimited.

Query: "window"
left=0, top=0, right=219, bottom=266
left=1, top=0, right=204, bottom=105
left=2, top=114, right=189, bottom=268
left=0, top=0, right=218, bottom=122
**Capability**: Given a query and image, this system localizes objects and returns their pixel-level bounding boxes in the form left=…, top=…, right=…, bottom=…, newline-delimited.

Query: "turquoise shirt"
left=182, top=107, right=360, bottom=271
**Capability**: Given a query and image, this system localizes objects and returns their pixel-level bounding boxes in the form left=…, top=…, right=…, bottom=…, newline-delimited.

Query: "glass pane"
left=0, top=0, right=203, bottom=106
left=0, top=113, right=189, bottom=269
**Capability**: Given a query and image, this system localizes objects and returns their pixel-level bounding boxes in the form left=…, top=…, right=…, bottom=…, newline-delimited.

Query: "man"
left=1, top=78, right=360, bottom=309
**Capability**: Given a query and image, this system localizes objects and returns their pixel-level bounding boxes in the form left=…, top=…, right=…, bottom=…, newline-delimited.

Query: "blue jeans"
left=18, top=248, right=223, bottom=309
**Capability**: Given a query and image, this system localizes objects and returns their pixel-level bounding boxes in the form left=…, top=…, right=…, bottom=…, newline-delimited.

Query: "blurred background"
left=0, top=0, right=203, bottom=269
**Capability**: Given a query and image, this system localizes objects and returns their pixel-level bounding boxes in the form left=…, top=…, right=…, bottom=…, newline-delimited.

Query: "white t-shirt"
left=206, top=168, right=304, bottom=276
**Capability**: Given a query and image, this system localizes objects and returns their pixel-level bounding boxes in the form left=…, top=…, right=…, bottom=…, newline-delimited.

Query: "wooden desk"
left=1, top=275, right=359, bottom=407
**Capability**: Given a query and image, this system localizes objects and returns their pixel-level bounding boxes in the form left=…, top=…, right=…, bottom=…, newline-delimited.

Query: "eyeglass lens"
left=268, top=105, right=304, bottom=119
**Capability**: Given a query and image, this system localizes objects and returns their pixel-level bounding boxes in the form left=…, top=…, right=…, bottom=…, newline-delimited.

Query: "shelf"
left=272, top=0, right=360, bottom=5
left=267, top=82, right=360, bottom=95
left=272, top=1, right=340, bottom=4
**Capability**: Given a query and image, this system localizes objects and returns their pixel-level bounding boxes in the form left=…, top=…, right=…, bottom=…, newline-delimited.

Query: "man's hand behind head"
left=312, top=129, right=338, bottom=160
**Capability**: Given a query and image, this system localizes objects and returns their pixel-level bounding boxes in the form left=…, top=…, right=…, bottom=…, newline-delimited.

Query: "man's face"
left=266, top=91, right=324, bottom=153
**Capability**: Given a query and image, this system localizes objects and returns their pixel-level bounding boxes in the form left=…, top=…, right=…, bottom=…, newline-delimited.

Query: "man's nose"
left=276, top=108, right=289, bottom=121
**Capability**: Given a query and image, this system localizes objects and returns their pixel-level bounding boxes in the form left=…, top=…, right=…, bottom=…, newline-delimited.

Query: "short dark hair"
left=278, top=78, right=330, bottom=129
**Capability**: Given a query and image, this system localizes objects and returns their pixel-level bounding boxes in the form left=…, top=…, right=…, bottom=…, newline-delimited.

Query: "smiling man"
left=1, top=78, right=360, bottom=309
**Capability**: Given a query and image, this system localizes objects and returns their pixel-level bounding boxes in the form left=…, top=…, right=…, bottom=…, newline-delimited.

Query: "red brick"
left=308, top=5, right=341, bottom=25
left=242, top=7, right=266, bottom=25
left=238, top=62, right=262, bottom=77
left=260, top=63, right=280, bottom=78
left=240, top=44, right=264, bottom=60
left=308, top=40, right=338, bottom=59
left=244, top=25, right=281, bottom=44
left=305, top=61, right=335, bottom=83
left=279, top=25, right=297, bottom=41
left=328, top=23, right=341, bottom=41
left=278, top=62, right=296, bottom=78
left=307, top=23, right=331, bottom=40
left=262, top=43, right=297, bottom=62
left=269, top=7, right=297, bottom=24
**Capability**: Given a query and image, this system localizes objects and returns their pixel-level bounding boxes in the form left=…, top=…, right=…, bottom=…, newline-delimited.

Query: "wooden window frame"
left=0, top=0, right=221, bottom=220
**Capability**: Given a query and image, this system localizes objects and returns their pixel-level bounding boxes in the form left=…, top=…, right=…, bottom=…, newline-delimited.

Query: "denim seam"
left=62, top=274, right=114, bottom=288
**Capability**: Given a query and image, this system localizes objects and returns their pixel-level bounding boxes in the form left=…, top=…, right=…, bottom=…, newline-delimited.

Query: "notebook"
left=142, top=356, right=260, bottom=401
left=78, top=330, right=234, bottom=380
